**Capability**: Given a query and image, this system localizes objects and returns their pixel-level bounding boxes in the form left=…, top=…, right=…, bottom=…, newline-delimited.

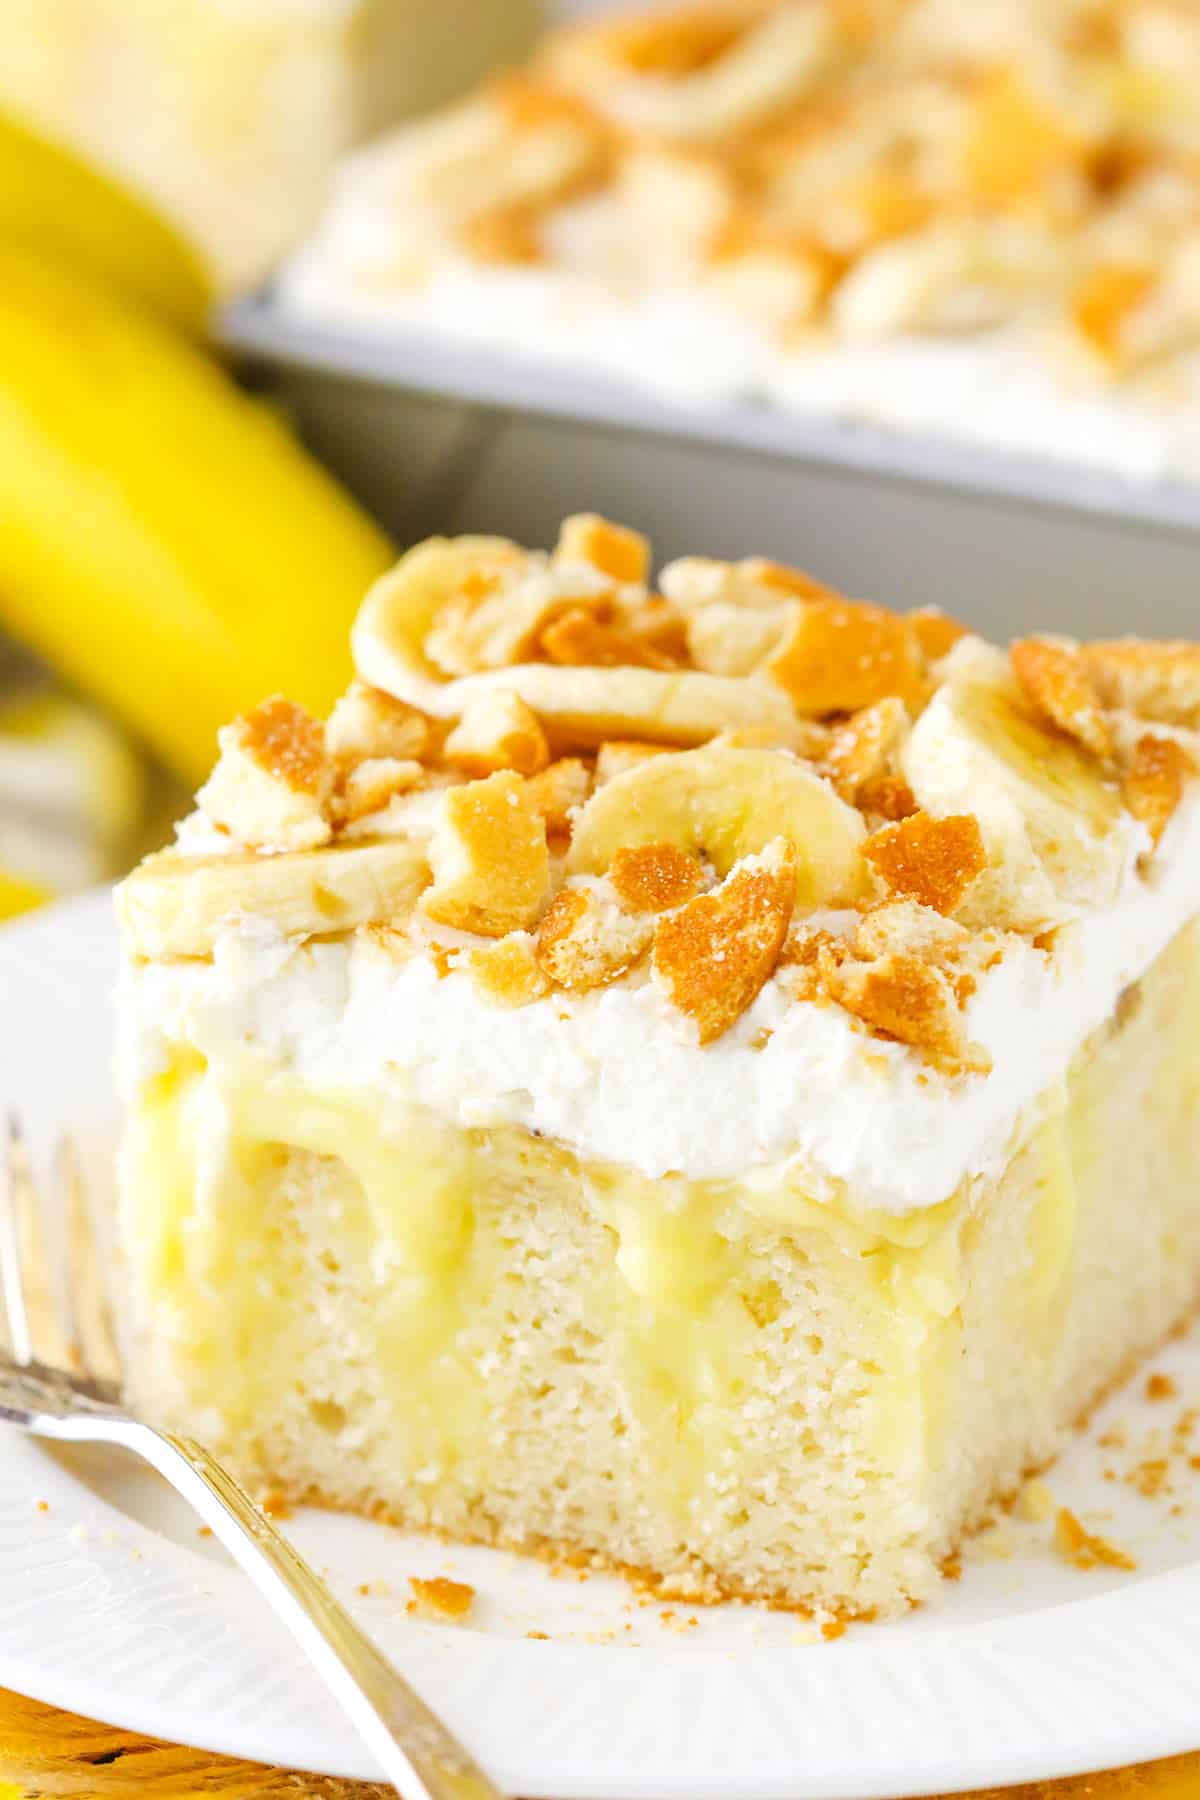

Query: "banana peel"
left=0, top=247, right=396, bottom=788
left=0, top=106, right=211, bottom=334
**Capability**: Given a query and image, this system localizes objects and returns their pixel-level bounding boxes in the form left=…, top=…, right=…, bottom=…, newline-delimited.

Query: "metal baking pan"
left=224, top=295, right=1200, bottom=642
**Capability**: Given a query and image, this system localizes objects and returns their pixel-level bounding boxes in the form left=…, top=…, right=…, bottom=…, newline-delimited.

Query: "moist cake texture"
left=281, top=1, right=1200, bottom=480
left=116, top=516, right=1200, bottom=1615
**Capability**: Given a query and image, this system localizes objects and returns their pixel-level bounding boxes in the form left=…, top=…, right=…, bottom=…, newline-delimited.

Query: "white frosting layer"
left=279, top=225, right=1200, bottom=485
left=119, top=788, right=1200, bottom=1213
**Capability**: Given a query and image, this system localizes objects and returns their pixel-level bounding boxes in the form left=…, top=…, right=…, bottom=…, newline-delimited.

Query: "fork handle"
left=59, top=1412, right=504, bottom=1800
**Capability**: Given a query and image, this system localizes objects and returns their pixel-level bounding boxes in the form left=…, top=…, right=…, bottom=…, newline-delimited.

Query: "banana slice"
left=118, top=839, right=428, bottom=960
left=352, top=539, right=800, bottom=749
left=902, top=640, right=1125, bottom=927
left=567, top=745, right=867, bottom=906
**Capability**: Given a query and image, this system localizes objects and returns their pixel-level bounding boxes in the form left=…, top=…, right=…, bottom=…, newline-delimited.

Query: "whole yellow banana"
left=0, top=248, right=396, bottom=787
left=0, top=107, right=211, bottom=333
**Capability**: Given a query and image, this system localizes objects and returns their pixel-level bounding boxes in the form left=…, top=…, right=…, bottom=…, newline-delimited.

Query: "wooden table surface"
left=1, top=1690, right=1198, bottom=1800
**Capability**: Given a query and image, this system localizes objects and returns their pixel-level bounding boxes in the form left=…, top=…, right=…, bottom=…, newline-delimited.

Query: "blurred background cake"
left=0, top=0, right=545, bottom=291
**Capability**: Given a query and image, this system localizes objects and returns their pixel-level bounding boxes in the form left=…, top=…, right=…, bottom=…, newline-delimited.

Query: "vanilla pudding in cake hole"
left=115, top=513, right=1200, bottom=1618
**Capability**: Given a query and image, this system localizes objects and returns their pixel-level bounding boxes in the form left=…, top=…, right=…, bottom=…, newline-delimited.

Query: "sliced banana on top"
left=118, top=838, right=429, bottom=961
left=351, top=538, right=802, bottom=750
left=902, top=639, right=1125, bottom=929
left=567, top=745, right=868, bottom=907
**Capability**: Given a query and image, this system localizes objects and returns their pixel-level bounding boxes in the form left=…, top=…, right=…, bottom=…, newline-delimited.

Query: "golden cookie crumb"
left=239, top=698, right=326, bottom=793
left=198, top=697, right=332, bottom=851
left=743, top=558, right=837, bottom=601
left=524, top=757, right=593, bottom=836
left=822, top=696, right=908, bottom=803
left=335, top=757, right=425, bottom=827
left=653, top=840, right=795, bottom=1044
left=827, top=951, right=983, bottom=1071
left=460, top=201, right=544, bottom=265
left=465, top=933, right=551, bottom=1007
left=540, top=606, right=676, bottom=670
left=406, top=1576, right=476, bottom=1622
left=327, top=680, right=431, bottom=765
left=536, top=886, right=654, bottom=991
left=1084, top=639, right=1200, bottom=728
left=1071, top=262, right=1156, bottom=363
left=421, top=771, right=549, bottom=937
left=1123, top=733, right=1190, bottom=849
left=856, top=773, right=918, bottom=822
left=1010, top=637, right=1111, bottom=758
left=852, top=897, right=968, bottom=962
left=1053, top=1508, right=1136, bottom=1573
left=622, top=595, right=689, bottom=665
left=424, top=544, right=569, bottom=675
left=444, top=689, right=550, bottom=778
left=555, top=513, right=650, bottom=585
left=862, top=811, right=987, bottom=915
left=962, top=70, right=1081, bottom=206
left=766, top=597, right=924, bottom=714
left=610, top=843, right=705, bottom=913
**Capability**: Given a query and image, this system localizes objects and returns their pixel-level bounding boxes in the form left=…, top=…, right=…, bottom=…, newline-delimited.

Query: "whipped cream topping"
left=118, top=787, right=1200, bottom=1215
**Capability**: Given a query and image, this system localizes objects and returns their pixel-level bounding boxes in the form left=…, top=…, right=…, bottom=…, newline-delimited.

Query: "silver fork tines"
left=0, top=1114, right=34, bottom=1364
left=0, top=1113, right=505, bottom=1800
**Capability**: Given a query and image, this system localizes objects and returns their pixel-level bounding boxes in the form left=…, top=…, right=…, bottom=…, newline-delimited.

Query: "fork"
left=0, top=1116, right=505, bottom=1800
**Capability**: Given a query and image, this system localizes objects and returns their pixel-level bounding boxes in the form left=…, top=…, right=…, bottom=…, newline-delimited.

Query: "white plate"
left=4, top=892, right=1200, bottom=1799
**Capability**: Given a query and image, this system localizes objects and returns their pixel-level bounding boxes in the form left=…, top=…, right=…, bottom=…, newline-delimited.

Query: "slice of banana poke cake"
left=115, top=517, right=1200, bottom=1617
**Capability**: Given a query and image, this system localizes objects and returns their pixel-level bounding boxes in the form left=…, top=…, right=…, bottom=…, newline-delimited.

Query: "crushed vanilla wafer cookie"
left=198, top=697, right=333, bottom=852
left=465, top=932, right=552, bottom=1007
left=444, top=689, right=550, bottom=778
left=1053, top=1509, right=1136, bottom=1574
left=421, top=771, right=549, bottom=937
left=1123, top=735, right=1192, bottom=850
left=610, top=844, right=705, bottom=915
left=1085, top=642, right=1200, bottom=729
left=1010, top=638, right=1112, bottom=760
left=653, top=839, right=797, bottom=1045
left=406, top=1576, right=476, bottom=1622
left=115, top=512, right=1200, bottom=1628
left=334, top=757, right=425, bottom=828
left=536, top=883, right=656, bottom=992
left=327, top=680, right=431, bottom=766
